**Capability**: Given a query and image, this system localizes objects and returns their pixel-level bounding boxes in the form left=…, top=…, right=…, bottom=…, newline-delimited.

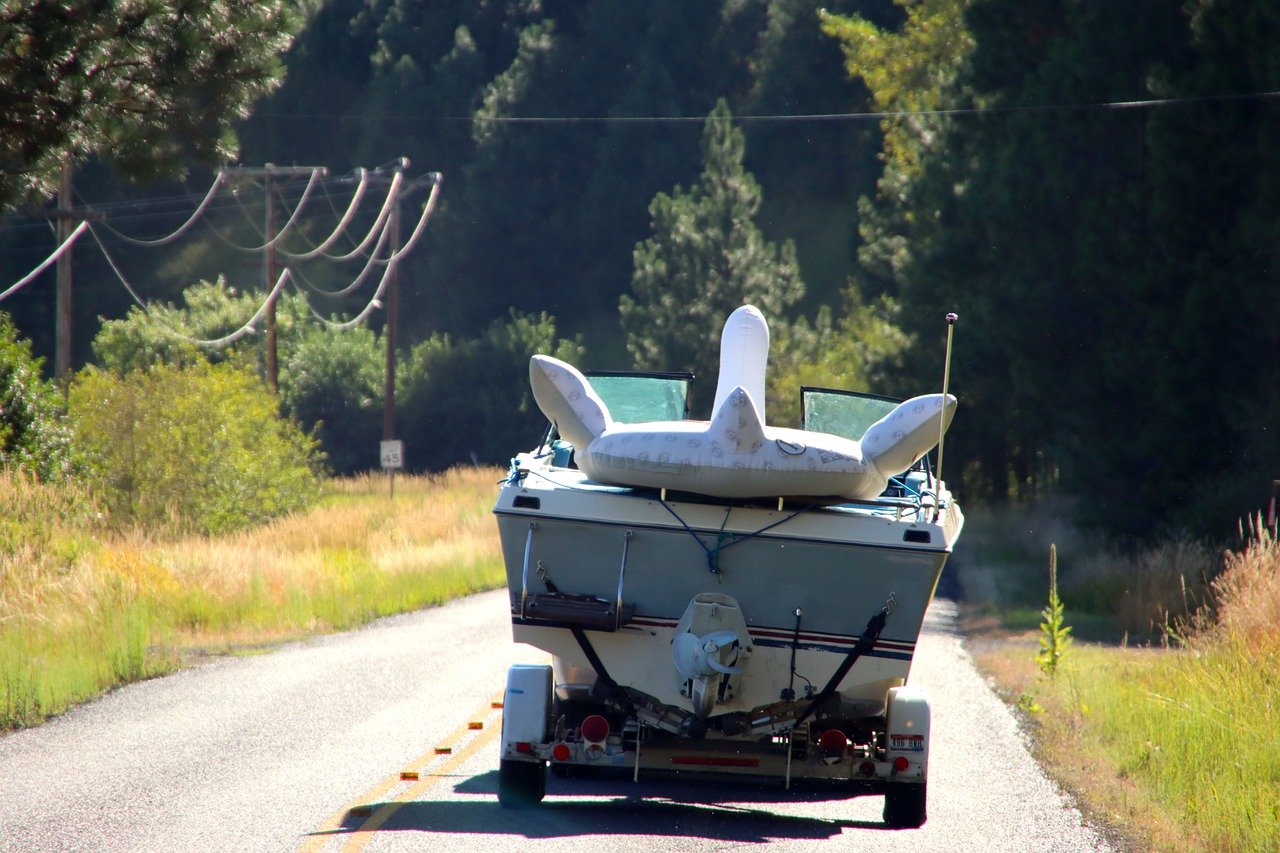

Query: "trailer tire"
left=498, top=759, right=546, bottom=807
left=883, top=782, right=927, bottom=828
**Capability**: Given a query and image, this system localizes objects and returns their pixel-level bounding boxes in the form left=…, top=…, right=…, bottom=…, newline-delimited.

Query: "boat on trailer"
left=493, top=306, right=963, bottom=828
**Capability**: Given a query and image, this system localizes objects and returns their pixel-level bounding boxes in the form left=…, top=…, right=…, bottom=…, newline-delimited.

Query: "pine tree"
left=621, top=99, right=804, bottom=412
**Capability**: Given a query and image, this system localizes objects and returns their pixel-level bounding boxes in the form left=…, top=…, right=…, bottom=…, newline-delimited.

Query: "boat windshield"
left=586, top=371, right=692, bottom=423
left=801, top=387, right=901, bottom=441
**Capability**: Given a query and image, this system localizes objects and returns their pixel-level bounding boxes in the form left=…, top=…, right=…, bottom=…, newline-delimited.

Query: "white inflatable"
left=529, top=305, right=956, bottom=500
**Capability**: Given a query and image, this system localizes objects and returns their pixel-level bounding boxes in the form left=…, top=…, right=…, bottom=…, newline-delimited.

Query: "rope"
left=657, top=497, right=814, bottom=576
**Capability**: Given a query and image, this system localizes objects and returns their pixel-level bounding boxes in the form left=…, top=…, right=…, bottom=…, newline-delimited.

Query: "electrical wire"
left=278, top=168, right=371, bottom=260
left=86, top=221, right=290, bottom=349
left=292, top=218, right=393, bottom=299
left=0, top=220, right=89, bottom=303
left=95, top=172, right=227, bottom=246
left=251, top=88, right=1280, bottom=125
left=214, top=168, right=326, bottom=252
left=308, top=178, right=441, bottom=331
left=319, top=170, right=403, bottom=262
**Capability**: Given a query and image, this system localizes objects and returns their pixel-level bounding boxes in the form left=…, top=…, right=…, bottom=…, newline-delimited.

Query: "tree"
left=621, top=100, right=805, bottom=412
left=397, top=311, right=582, bottom=471
left=279, top=322, right=383, bottom=476
left=0, top=0, right=295, bottom=208
left=0, top=312, right=74, bottom=479
left=69, top=360, right=320, bottom=534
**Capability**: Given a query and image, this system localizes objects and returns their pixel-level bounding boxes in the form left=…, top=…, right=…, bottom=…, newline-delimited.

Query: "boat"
left=493, top=305, right=963, bottom=828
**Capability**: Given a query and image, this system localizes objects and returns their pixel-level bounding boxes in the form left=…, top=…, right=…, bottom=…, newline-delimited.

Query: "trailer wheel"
left=498, top=759, right=546, bottom=807
left=883, top=782, right=927, bottom=828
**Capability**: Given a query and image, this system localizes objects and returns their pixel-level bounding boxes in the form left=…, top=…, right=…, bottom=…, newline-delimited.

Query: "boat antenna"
left=934, top=312, right=958, bottom=515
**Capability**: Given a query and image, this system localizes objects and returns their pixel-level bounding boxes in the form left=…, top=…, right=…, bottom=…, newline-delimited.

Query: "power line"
left=0, top=220, right=88, bottom=303
left=247, top=88, right=1280, bottom=125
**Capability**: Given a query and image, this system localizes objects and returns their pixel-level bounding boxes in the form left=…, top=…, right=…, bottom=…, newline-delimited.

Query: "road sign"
left=380, top=440, right=404, bottom=470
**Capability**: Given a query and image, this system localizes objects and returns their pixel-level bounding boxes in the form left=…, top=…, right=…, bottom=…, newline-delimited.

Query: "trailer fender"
left=885, top=685, right=930, bottom=781
left=502, top=663, right=553, bottom=760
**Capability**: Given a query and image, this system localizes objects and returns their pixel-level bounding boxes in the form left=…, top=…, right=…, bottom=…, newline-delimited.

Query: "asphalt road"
left=0, top=590, right=1111, bottom=852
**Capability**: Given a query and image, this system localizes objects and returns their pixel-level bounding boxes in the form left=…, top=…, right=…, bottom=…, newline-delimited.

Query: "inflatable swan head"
left=529, top=305, right=956, bottom=500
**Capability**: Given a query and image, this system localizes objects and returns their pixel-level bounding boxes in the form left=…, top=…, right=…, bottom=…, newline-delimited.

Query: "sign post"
left=380, top=440, right=404, bottom=499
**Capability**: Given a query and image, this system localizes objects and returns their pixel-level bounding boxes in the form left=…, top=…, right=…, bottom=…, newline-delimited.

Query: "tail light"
left=581, top=714, right=610, bottom=745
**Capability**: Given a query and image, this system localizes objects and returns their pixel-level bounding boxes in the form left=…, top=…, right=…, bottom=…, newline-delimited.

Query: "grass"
left=0, top=467, right=507, bottom=729
left=961, top=503, right=1280, bottom=852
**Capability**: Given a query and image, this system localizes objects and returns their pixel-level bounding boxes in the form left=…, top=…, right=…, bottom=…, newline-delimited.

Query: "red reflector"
left=670, top=756, right=761, bottom=767
left=818, top=729, right=849, bottom=756
left=552, top=742, right=571, bottom=761
left=892, top=756, right=910, bottom=772
left=859, top=760, right=876, bottom=778
left=581, top=714, right=610, bottom=744
left=515, top=742, right=534, bottom=755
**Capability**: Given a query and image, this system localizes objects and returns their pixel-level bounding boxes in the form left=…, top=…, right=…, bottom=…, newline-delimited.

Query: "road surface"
left=0, top=590, right=1109, bottom=852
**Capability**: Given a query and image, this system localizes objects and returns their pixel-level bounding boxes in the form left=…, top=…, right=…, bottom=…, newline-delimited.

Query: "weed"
left=1036, top=543, right=1072, bottom=679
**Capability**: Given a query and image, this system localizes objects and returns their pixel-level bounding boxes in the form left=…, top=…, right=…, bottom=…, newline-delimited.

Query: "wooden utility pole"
left=223, top=164, right=326, bottom=392
left=55, top=158, right=73, bottom=381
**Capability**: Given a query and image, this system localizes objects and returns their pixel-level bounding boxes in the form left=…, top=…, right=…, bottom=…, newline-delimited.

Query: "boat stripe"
left=541, top=615, right=916, bottom=655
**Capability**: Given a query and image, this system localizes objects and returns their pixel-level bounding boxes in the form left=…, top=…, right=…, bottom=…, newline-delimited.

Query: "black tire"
left=497, top=758, right=546, bottom=807
left=883, top=783, right=927, bottom=828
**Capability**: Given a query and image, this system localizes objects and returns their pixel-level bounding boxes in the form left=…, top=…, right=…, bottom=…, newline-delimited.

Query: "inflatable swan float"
left=529, top=305, right=956, bottom=500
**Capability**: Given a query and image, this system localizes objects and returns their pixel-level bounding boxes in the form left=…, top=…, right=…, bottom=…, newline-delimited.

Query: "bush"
left=398, top=310, right=582, bottom=471
left=0, top=312, right=75, bottom=479
left=279, top=323, right=384, bottom=475
left=69, top=361, right=321, bottom=534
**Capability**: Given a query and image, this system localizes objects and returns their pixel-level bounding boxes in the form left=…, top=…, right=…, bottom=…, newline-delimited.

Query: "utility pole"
left=55, top=157, right=72, bottom=381
left=223, top=164, right=327, bottom=392
left=368, top=165, right=440, bottom=446
left=47, top=156, right=102, bottom=384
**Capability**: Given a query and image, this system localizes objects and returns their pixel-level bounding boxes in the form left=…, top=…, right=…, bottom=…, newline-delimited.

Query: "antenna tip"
left=945, top=312, right=958, bottom=324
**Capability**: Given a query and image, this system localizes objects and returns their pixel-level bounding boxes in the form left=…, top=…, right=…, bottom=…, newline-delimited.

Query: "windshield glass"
left=802, top=387, right=900, bottom=440
left=587, top=372, right=692, bottom=423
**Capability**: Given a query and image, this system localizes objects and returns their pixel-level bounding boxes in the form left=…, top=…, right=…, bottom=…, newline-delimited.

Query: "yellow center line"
left=340, top=722, right=503, bottom=851
left=297, top=693, right=504, bottom=853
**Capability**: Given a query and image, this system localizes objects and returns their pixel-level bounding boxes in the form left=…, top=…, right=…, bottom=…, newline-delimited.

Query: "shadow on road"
left=320, top=770, right=898, bottom=842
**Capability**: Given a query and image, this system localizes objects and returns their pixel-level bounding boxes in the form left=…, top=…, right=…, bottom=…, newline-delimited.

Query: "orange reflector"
left=399, top=771, right=419, bottom=781
left=469, top=722, right=484, bottom=730
left=491, top=701, right=504, bottom=709
left=892, top=756, right=910, bottom=772
left=670, top=756, right=760, bottom=768
left=434, top=747, right=452, bottom=755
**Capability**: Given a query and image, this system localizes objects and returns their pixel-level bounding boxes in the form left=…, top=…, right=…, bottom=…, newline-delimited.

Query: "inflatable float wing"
left=528, top=305, right=956, bottom=500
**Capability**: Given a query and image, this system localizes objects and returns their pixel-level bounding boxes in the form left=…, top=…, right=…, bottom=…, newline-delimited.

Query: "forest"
left=2, top=0, right=1278, bottom=544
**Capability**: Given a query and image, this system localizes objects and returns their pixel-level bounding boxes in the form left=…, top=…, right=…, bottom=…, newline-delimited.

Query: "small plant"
left=1037, top=543, right=1073, bottom=678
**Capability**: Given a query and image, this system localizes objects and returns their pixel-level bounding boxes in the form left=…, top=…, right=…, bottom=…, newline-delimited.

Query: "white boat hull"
left=495, top=467, right=962, bottom=729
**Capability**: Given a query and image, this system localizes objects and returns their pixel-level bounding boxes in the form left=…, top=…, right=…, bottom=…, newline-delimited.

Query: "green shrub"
left=0, top=312, right=75, bottom=479
left=398, top=310, right=582, bottom=470
left=279, top=323, right=384, bottom=475
left=69, top=361, right=321, bottom=533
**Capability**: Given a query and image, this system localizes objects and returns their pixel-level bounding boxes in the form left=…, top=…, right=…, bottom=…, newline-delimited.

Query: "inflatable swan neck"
left=712, top=305, right=769, bottom=423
